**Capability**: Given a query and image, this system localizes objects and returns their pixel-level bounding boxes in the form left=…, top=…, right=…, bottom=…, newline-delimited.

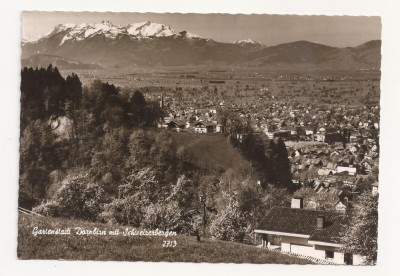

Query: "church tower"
left=160, top=93, right=164, bottom=108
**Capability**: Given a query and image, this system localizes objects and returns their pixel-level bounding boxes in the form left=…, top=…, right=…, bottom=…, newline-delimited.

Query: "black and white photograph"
left=17, top=11, right=381, bottom=265
left=1, top=1, right=400, bottom=275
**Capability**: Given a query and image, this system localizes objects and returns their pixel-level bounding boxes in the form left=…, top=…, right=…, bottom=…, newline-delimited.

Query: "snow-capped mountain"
left=22, top=21, right=381, bottom=69
left=30, top=20, right=204, bottom=46
left=234, top=38, right=265, bottom=47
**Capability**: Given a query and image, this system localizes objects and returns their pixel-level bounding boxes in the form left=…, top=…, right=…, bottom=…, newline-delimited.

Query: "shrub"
left=33, top=200, right=61, bottom=217
left=34, top=172, right=107, bottom=221
left=209, top=193, right=252, bottom=244
left=141, top=202, right=182, bottom=232
left=100, top=196, right=146, bottom=226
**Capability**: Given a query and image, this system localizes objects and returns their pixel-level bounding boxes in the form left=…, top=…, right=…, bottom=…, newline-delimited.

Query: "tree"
left=267, top=138, right=293, bottom=190
left=209, top=192, right=252, bottom=243
left=141, top=202, right=183, bottom=232
left=100, top=168, right=160, bottom=226
left=19, top=119, right=60, bottom=209
left=65, top=73, right=82, bottom=110
left=33, top=172, right=106, bottom=221
left=100, top=195, right=146, bottom=226
left=90, top=127, right=129, bottom=193
left=264, top=185, right=292, bottom=210
left=151, top=130, right=178, bottom=183
left=339, top=192, right=378, bottom=264
left=129, top=90, right=147, bottom=126
left=125, top=129, right=150, bottom=171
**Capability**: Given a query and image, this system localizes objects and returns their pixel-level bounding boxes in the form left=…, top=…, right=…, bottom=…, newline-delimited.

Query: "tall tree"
left=125, top=129, right=150, bottom=171
left=129, top=90, right=147, bottom=126
left=65, top=73, right=83, bottom=110
left=271, top=138, right=293, bottom=190
left=19, top=119, right=59, bottom=208
left=339, top=191, right=378, bottom=264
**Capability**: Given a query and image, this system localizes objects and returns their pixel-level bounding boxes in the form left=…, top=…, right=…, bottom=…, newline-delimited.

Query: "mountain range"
left=22, top=20, right=381, bottom=70
left=21, top=54, right=102, bottom=70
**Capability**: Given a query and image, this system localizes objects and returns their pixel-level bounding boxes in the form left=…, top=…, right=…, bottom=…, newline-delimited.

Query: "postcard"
left=17, top=11, right=381, bottom=267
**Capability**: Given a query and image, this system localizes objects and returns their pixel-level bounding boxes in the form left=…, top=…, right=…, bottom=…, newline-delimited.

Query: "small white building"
left=337, top=166, right=357, bottom=176
left=315, top=133, right=325, bottom=142
left=372, top=182, right=379, bottom=196
left=216, top=124, right=225, bottom=133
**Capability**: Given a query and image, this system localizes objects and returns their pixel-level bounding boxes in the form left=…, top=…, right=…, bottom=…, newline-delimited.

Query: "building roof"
left=194, top=121, right=215, bottom=127
left=256, top=206, right=347, bottom=244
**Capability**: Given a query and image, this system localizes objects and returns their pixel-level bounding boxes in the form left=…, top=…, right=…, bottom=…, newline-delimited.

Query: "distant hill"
left=244, top=40, right=381, bottom=70
left=21, top=20, right=381, bottom=70
left=21, top=54, right=102, bottom=70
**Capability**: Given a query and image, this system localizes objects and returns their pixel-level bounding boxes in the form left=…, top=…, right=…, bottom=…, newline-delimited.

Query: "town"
left=135, top=69, right=380, bottom=214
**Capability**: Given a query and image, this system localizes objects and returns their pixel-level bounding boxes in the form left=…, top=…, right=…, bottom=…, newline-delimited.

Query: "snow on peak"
left=126, top=21, right=176, bottom=37
left=234, top=38, right=265, bottom=46
left=29, top=20, right=205, bottom=45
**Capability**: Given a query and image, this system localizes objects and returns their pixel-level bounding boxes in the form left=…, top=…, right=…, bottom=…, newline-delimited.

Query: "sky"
left=22, top=12, right=381, bottom=47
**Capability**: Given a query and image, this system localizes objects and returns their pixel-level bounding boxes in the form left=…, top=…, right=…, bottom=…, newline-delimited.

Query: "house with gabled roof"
left=254, top=198, right=365, bottom=265
left=194, top=121, right=215, bottom=133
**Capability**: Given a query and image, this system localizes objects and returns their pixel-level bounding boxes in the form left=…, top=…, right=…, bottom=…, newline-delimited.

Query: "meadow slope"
left=18, top=213, right=311, bottom=264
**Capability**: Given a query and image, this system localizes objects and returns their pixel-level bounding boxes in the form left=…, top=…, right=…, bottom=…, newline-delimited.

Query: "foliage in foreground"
left=209, top=192, right=252, bottom=243
left=339, top=192, right=378, bottom=265
left=20, top=65, right=294, bottom=246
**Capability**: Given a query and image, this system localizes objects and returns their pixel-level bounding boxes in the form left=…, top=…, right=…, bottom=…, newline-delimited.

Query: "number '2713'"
left=163, top=240, right=177, bottom=247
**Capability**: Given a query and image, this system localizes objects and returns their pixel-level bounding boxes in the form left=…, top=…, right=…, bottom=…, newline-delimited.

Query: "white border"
left=1, top=1, right=400, bottom=276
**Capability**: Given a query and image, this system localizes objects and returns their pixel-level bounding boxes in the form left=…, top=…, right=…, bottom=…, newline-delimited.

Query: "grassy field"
left=60, top=67, right=380, bottom=108
left=18, top=213, right=311, bottom=264
left=170, top=132, right=248, bottom=172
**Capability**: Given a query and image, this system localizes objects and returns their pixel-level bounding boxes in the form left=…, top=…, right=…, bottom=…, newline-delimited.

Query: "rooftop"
left=256, top=206, right=348, bottom=244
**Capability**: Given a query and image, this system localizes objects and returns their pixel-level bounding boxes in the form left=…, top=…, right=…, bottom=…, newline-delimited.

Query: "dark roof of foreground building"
left=255, top=206, right=348, bottom=244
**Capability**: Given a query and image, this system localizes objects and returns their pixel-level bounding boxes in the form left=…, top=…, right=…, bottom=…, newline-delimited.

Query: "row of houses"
left=264, top=125, right=378, bottom=144
left=159, top=118, right=225, bottom=133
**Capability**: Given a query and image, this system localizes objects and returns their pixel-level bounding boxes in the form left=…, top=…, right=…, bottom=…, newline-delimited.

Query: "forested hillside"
left=19, top=65, right=294, bottom=243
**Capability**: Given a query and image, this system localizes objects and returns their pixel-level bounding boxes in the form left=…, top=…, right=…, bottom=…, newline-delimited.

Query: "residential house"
left=326, top=163, right=337, bottom=170
left=334, top=200, right=347, bottom=214
left=273, top=130, right=291, bottom=140
left=360, top=158, right=375, bottom=172
left=194, top=121, right=215, bottom=133
left=254, top=198, right=365, bottom=265
left=163, top=116, right=174, bottom=123
left=305, top=128, right=314, bottom=136
left=318, top=168, right=334, bottom=176
left=165, top=121, right=185, bottom=132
